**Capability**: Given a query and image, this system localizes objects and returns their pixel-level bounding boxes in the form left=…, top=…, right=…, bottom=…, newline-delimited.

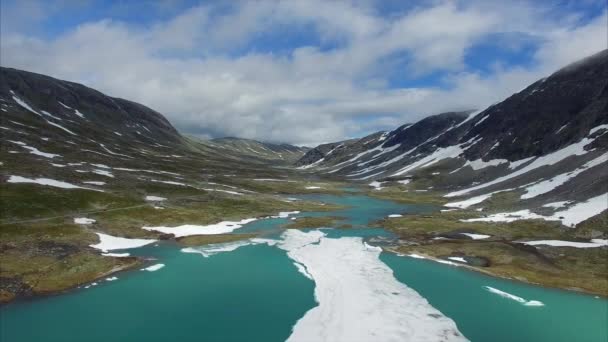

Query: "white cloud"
left=1, top=0, right=606, bottom=145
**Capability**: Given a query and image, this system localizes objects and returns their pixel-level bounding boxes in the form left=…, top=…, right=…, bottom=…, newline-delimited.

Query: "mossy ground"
left=0, top=173, right=346, bottom=303
left=381, top=211, right=608, bottom=296
left=284, top=216, right=347, bottom=229
left=177, top=234, right=259, bottom=247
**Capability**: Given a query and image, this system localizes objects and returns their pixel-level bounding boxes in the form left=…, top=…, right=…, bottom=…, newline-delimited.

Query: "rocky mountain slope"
left=296, top=49, right=608, bottom=229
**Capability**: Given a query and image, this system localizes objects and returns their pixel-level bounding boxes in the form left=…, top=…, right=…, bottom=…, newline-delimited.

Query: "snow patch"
left=7, top=175, right=101, bottom=191
left=145, top=196, right=167, bottom=201
left=143, top=218, right=258, bottom=237
left=142, top=264, right=164, bottom=272
left=519, top=239, right=608, bottom=248
left=74, top=217, right=96, bottom=225
left=90, top=233, right=156, bottom=252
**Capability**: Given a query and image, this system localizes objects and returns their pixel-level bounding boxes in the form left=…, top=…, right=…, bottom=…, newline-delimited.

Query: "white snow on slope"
left=461, top=233, right=491, bottom=240
left=393, top=145, right=464, bottom=176
left=8, top=141, right=59, bottom=159
left=445, top=188, right=514, bottom=209
left=519, top=239, right=608, bottom=248
left=463, top=193, right=607, bottom=227
left=509, top=157, right=536, bottom=170
left=89, top=233, right=156, bottom=252
left=145, top=196, right=167, bottom=201
left=521, top=153, right=607, bottom=199
left=369, top=181, right=385, bottom=190
left=74, top=217, right=96, bottom=225
left=446, top=134, right=599, bottom=197
left=463, top=210, right=550, bottom=223
left=12, top=94, right=41, bottom=116
left=73, top=109, right=86, bottom=119
left=202, top=188, right=243, bottom=196
left=276, top=230, right=467, bottom=342
left=253, top=178, right=296, bottom=182
left=7, top=175, right=101, bottom=191
left=40, top=110, right=62, bottom=121
left=484, top=286, right=544, bottom=306
left=93, top=169, right=114, bottom=178
left=83, top=181, right=106, bottom=186
left=143, top=218, right=258, bottom=237
left=150, top=179, right=187, bottom=186
left=464, top=158, right=509, bottom=170
left=589, top=124, right=608, bottom=135
left=46, top=120, right=77, bottom=135
left=542, top=201, right=570, bottom=208
left=552, top=193, right=608, bottom=227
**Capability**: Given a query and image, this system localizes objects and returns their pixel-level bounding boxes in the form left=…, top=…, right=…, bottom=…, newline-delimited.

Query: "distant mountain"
left=296, top=49, right=608, bottom=225
left=197, top=137, right=309, bottom=163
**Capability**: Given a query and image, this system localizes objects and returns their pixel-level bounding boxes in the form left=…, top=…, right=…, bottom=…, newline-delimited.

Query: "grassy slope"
left=378, top=210, right=608, bottom=296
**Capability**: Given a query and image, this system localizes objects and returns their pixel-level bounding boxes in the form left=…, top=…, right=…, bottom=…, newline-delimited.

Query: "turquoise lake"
left=1, top=194, right=606, bottom=341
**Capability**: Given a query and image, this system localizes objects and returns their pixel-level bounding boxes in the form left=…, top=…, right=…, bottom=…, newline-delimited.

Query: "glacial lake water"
left=1, top=194, right=606, bottom=342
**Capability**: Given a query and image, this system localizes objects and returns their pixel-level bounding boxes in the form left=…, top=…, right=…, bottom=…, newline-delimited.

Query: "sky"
left=1, top=0, right=606, bottom=146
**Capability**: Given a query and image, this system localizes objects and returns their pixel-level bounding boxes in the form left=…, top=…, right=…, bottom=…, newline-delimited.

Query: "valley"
left=1, top=50, right=607, bottom=341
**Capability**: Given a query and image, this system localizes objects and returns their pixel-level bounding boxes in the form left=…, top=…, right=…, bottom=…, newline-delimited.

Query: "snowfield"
left=277, top=230, right=467, bottom=342
left=143, top=218, right=258, bottom=237
left=462, top=193, right=608, bottom=227
left=7, top=175, right=102, bottom=191
left=145, top=196, right=167, bottom=201
left=74, top=217, right=96, bottom=225
left=519, top=239, right=608, bottom=248
left=89, top=233, right=156, bottom=252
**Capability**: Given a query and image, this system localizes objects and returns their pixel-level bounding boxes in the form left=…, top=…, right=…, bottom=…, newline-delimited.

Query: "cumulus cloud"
left=1, top=0, right=606, bottom=145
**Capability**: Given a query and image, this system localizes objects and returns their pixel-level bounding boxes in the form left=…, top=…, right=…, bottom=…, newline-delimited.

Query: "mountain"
left=0, top=67, right=338, bottom=302
left=196, top=137, right=308, bottom=163
left=296, top=49, right=608, bottom=227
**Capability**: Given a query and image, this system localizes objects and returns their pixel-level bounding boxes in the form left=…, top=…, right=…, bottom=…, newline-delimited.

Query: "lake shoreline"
left=383, top=246, right=607, bottom=299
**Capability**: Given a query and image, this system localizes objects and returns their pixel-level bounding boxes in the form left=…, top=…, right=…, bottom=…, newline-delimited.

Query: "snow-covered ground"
left=521, top=153, right=607, bottom=199
left=89, top=233, right=156, bottom=252
left=276, top=230, right=467, bottom=342
left=74, top=217, right=96, bottom=225
left=368, top=181, right=384, bottom=190
left=82, top=181, right=106, bottom=186
left=519, top=239, right=608, bottom=248
left=145, top=195, right=167, bottom=201
left=143, top=218, right=258, bottom=237
left=8, top=140, right=60, bottom=158
left=7, top=175, right=102, bottom=191
left=463, top=193, right=608, bottom=227
left=461, top=233, right=490, bottom=240
left=446, top=132, right=604, bottom=198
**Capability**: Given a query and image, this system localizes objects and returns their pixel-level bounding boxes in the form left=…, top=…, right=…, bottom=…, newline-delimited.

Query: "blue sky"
left=1, top=0, right=606, bottom=145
